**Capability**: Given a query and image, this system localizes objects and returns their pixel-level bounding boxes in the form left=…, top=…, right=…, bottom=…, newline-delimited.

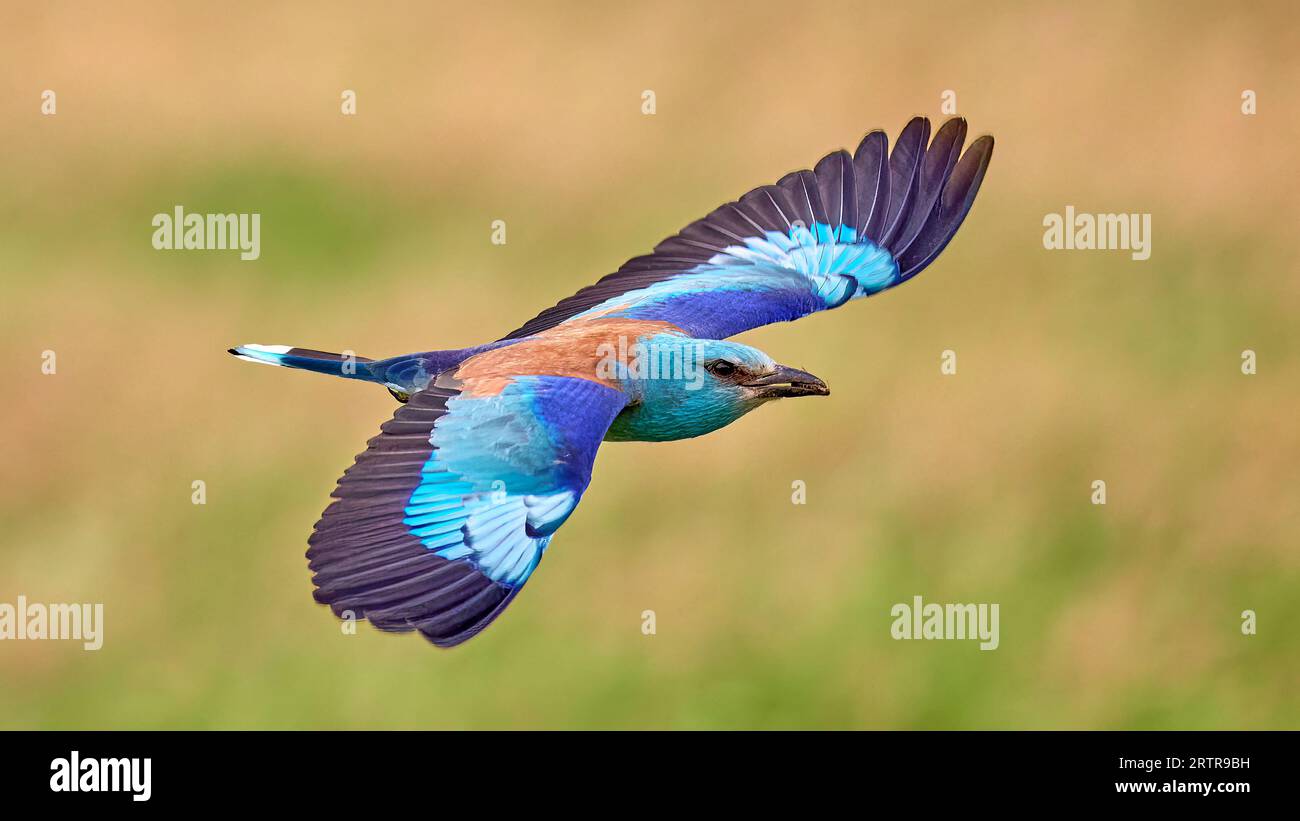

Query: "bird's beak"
left=743, top=365, right=830, bottom=399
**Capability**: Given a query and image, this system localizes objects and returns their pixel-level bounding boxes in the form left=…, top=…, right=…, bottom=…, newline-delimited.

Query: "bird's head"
left=605, top=335, right=828, bottom=442
left=694, top=339, right=830, bottom=403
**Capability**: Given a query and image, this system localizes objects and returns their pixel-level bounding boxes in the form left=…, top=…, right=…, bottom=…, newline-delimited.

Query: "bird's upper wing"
left=307, top=374, right=628, bottom=647
left=502, top=117, right=993, bottom=342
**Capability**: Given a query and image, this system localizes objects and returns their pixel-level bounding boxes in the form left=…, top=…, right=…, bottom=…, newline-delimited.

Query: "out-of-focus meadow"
left=1, top=1, right=1297, bottom=729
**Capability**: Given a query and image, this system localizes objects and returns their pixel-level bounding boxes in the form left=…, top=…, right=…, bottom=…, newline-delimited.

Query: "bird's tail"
left=228, top=341, right=517, bottom=401
left=228, top=343, right=423, bottom=400
left=228, top=344, right=378, bottom=380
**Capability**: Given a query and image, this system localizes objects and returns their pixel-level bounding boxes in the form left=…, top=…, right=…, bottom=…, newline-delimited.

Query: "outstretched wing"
left=503, top=117, right=993, bottom=341
left=307, top=375, right=628, bottom=647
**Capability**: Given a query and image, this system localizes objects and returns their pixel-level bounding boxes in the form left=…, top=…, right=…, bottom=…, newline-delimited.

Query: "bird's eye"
left=708, top=360, right=737, bottom=378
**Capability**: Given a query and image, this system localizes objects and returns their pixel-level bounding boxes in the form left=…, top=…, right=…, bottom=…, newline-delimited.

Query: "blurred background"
left=1, top=1, right=1296, bottom=729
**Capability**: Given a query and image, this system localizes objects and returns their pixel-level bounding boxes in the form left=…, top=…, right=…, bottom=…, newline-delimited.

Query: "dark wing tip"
left=889, top=117, right=968, bottom=259
left=894, top=131, right=995, bottom=281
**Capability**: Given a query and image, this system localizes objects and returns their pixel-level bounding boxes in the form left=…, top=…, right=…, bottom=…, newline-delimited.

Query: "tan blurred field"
left=1, top=1, right=1296, bottom=729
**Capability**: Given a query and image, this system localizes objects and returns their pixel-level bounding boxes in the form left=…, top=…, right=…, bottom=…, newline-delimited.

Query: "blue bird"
left=230, top=117, right=993, bottom=647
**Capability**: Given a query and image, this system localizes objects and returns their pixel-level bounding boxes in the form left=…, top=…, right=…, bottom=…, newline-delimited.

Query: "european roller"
left=230, top=117, right=994, bottom=647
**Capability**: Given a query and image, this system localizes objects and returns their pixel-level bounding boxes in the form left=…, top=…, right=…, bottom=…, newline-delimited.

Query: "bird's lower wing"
left=502, top=117, right=993, bottom=342
left=307, top=375, right=628, bottom=647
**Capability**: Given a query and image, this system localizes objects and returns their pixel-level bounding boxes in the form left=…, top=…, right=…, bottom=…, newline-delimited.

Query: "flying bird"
left=230, top=117, right=993, bottom=647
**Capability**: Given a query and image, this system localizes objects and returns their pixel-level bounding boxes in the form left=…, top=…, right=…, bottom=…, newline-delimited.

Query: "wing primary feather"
left=877, top=117, right=930, bottom=248
left=853, top=130, right=890, bottom=241
left=891, top=117, right=967, bottom=260
left=896, top=133, right=994, bottom=280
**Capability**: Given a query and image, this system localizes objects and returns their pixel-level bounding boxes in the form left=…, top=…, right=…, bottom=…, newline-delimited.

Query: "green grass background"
left=1, top=1, right=1296, bottom=728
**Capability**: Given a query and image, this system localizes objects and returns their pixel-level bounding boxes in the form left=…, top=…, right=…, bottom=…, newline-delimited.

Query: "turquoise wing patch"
left=307, top=376, right=628, bottom=647
left=404, top=376, right=626, bottom=587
